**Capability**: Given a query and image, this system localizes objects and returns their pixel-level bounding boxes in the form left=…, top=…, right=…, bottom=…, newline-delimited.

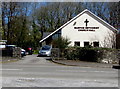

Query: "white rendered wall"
left=62, top=13, right=116, bottom=48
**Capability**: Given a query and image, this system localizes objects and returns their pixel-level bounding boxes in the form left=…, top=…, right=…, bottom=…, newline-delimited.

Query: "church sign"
left=74, top=19, right=99, bottom=31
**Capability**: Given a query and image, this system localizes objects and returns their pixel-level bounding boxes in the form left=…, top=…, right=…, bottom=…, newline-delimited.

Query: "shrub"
left=33, top=50, right=39, bottom=54
left=64, top=47, right=117, bottom=62
left=52, top=37, right=71, bottom=54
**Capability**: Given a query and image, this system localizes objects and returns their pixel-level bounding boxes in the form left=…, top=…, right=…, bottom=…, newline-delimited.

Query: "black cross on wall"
left=84, top=19, right=89, bottom=27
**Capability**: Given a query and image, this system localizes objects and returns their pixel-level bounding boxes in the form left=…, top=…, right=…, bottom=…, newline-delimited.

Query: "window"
left=84, top=42, right=89, bottom=47
left=93, top=42, right=99, bottom=47
left=52, top=30, right=61, bottom=39
left=74, top=41, right=80, bottom=46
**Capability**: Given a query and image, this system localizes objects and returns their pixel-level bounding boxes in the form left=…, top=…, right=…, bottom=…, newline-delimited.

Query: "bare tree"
left=107, top=2, right=120, bottom=30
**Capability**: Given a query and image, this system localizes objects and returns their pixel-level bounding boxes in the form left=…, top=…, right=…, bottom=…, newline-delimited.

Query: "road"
left=1, top=54, right=118, bottom=87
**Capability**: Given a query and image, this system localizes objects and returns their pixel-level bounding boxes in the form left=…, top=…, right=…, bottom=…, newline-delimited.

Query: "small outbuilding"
left=40, top=9, right=118, bottom=48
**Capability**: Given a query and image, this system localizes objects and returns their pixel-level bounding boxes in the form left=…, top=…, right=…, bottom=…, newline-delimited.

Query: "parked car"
left=38, top=45, right=52, bottom=57
left=26, top=47, right=33, bottom=55
left=2, top=45, right=16, bottom=57
left=6, top=45, right=16, bottom=50
left=21, top=48, right=26, bottom=57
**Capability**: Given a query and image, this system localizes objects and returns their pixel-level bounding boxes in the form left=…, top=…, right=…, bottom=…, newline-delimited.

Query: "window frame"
left=84, top=41, right=89, bottom=47
left=74, top=41, right=80, bottom=46
left=93, top=42, right=99, bottom=47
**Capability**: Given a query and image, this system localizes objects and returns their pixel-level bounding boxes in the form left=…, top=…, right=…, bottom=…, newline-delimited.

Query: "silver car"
left=38, top=45, right=52, bottom=57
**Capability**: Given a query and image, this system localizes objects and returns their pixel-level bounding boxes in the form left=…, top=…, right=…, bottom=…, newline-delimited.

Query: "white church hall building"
left=39, top=9, right=118, bottom=48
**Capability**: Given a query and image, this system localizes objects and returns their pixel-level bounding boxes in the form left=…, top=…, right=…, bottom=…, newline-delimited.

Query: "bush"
left=78, top=48, right=98, bottom=62
left=52, top=37, right=71, bottom=57
left=52, top=37, right=71, bottom=50
left=33, top=50, right=39, bottom=54
left=64, top=47, right=116, bottom=62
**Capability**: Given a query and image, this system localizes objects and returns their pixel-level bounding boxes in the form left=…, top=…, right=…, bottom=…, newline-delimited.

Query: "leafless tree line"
left=1, top=2, right=120, bottom=49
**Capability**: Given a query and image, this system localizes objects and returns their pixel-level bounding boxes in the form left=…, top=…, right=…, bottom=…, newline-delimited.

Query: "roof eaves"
left=86, top=9, right=118, bottom=32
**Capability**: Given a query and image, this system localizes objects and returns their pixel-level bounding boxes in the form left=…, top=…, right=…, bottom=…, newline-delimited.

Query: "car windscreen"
left=42, top=46, right=51, bottom=50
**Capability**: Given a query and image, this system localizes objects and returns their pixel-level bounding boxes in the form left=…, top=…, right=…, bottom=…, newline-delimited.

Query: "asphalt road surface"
left=1, top=54, right=119, bottom=87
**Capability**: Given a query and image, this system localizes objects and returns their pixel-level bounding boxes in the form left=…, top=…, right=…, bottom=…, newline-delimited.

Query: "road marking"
left=58, top=70, right=116, bottom=73
left=0, top=69, right=22, bottom=70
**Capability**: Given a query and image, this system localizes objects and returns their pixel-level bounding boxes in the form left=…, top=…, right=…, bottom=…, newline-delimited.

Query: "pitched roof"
left=42, top=32, right=52, bottom=39
left=40, top=9, right=118, bottom=43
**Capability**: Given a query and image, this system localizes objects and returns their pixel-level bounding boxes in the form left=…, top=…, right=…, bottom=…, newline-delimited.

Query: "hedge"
left=63, top=47, right=118, bottom=62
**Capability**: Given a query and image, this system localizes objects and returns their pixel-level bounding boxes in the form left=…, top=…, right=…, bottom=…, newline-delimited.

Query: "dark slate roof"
left=42, top=32, right=52, bottom=39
